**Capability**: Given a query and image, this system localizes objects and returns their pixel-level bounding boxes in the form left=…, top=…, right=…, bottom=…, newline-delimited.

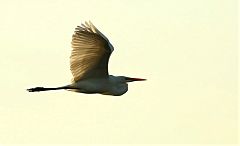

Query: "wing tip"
left=74, top=20, right=96, bottom=34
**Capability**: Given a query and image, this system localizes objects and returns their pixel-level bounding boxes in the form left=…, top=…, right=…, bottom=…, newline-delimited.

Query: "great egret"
left=27, top=21, right=146, bottom=96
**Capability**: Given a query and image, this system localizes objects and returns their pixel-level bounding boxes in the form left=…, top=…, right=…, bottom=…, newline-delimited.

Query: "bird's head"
left=124, top=76, right=146, bottom=83
left=111, top=76, right=146, bottom=83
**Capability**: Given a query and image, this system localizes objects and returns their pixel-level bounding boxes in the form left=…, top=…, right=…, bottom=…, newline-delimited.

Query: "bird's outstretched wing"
left=70, top=21, right=114, bottom=82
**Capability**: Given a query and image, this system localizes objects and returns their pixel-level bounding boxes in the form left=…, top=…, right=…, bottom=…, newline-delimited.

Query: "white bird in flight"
left=27, top=21, right=146, bottom=96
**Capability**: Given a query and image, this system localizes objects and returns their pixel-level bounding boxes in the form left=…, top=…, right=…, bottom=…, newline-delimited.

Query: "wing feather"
left=70, top=21, right=113, bottom=82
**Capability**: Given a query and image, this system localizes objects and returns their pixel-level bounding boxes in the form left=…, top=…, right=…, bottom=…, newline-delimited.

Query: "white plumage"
left=27, top=21, right=145, bottom=96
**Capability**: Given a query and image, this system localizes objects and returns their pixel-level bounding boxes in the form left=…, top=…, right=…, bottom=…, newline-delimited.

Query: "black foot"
left=27, top=87, right=44, bottom=92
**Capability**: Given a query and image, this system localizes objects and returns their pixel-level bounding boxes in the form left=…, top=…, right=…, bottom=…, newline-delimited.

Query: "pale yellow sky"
left=0, top=0, right=238, bottom=144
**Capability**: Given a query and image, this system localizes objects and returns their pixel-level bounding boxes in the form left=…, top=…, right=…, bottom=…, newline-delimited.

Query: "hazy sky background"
left=0, top=0, right=238, bottom=144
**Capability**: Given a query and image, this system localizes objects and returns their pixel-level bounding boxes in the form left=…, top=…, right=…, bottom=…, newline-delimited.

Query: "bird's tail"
left=27, top=85, right=73, bottom=92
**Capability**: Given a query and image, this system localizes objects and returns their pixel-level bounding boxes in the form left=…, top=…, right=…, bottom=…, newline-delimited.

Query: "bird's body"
left=69, top=75, right=128, bottom=96
left=28, top=21, right=145, bottom=96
